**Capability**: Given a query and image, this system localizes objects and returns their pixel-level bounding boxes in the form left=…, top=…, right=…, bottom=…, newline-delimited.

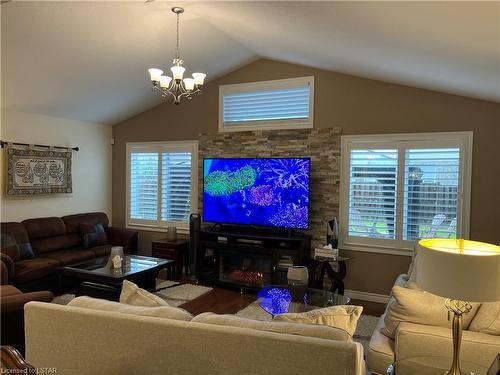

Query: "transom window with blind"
left=126, top=141, right=198, bottom=231
left=219, top=76, right=314, bottom=132
left=339, top=132, right=472, bottom=255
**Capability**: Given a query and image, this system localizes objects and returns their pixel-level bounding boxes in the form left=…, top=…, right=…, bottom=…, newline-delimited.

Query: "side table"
left=309, top=256, right=351, bottom=295
left=152, top=237, right=189, bottom=281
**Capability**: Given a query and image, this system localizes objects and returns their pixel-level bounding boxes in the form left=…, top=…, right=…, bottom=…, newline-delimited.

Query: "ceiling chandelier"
left=148, top=7, right=206, bottom=105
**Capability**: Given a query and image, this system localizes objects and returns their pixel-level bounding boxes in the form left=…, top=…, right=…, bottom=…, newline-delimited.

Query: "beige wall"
left=0, top=110, right=112, bottom=222
left=113, top=59, right=500, bottom=296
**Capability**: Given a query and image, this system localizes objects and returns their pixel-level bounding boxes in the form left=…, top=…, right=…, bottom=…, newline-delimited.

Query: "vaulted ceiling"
left=2, top=1, right=499, bottom=125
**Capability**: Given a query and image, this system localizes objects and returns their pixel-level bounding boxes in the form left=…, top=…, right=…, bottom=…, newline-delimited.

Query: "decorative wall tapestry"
left=7, top=148, right=72, bottom=196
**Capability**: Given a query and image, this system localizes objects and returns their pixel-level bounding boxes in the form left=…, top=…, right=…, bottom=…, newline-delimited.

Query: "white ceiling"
left=2, top=1, right=499, bottom=125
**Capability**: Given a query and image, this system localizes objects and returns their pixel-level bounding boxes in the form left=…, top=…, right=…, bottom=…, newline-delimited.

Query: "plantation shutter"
left=347, top=149, right=398, bottom=239
left=130, top=152, right=159, bottom=221
left=223, top=85, right=311, bottom=125
left=161, top=152, right=192, bottom=222
left=403, top=148, right=460, bottom=240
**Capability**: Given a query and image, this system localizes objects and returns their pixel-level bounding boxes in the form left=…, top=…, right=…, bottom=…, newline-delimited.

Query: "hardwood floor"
left=180, top=284, right=386, bottom=317
left=180, top=287, right=256, bottom=315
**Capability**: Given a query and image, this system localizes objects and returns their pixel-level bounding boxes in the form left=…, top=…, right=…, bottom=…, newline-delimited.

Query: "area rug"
left=236, top=301, right=379, bottom=355
left=51, top=279, right=212, bottom=307
left=155, top=280, right=212, bottom=307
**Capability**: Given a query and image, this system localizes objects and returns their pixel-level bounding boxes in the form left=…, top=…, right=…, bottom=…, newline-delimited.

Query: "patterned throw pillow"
left=80, top=223, right=108, bottom=249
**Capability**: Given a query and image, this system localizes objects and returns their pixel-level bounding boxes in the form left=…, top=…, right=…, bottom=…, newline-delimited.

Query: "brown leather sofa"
left=0, top=212, right=138, bottom=293
left=0, top=261, right=53, bottom=354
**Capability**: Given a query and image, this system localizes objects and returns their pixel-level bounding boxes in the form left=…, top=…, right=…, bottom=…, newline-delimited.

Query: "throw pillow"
left=18, top=243, right=35, bottom=260
left=192, top=312, right=351, bottom=342
left=0, top=233, right=21, bottom=261
left=468, top=302, right=500, bottom=336
left=80, top=223, right=108, bottom=249
left=120, top=279, right=168, bottom=307
left=273, top=305, right=363, bottom=337
left=0, top=232, right=34, bottom=260
left=68, top=296, right=192, bottom=321
left=382, top=286, right=480, bottom=339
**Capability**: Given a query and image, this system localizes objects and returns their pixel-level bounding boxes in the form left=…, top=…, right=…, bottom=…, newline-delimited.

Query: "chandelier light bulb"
left=160, top=75, right=172, bottom=88
left=171, top=65, right=186, bottom=81
left=192, top=73, right=206, bottom=85
left=183, top=78, right=195, bottom=91
left=148, top=68, right=164, bottom=82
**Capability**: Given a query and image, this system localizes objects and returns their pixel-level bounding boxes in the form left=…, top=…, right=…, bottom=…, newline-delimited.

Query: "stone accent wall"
left=198, top=127, right=342, bottom=249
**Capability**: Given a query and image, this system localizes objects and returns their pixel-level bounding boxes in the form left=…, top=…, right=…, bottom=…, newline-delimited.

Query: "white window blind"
left=348, top=150, right=398, bottom=240
left=219, top=76, right=314, bottom=132
left=126, top=141, right=198, bottom=230
left=161, top=152, right=192, bottom=222
left=340, top=132, right=472, bottom=255
left=223, top=86, right=310, bottom=123
left=130, top=153, right=158, bottom=221
left=403, top=148, right=460, bottom=240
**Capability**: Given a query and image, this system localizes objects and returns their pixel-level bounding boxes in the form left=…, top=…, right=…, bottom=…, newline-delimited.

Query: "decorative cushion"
left=119, top=280, right=168, bottom=307
left=273, top=305, right=363, bottom=337
left=18, top=242, right=35, bottom=260
left=382, top=286, right=480, bottom=339
left=80, top=223, right=108, bottom=249
left=68, top=296, right=192, bottom=321
left=192, top=312, right=351, bottom=342
left=0, top=233, right=21, bottom=261
left=468, top=302, right=500, bottom=336
left=0, top=232, right=34, bottom=260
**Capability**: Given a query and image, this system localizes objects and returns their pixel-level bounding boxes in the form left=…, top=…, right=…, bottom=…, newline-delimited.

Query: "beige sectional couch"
left=367, top=274, right=500, bottom=374
left=25, top=300, right=366, bottom=375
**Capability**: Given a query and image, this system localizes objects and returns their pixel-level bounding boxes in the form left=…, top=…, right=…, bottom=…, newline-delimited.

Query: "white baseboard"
left=345, top=289, right=389, bottom=304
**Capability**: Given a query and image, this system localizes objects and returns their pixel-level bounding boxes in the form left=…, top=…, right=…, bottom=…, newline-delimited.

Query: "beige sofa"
left=367, top=274, right=500, bottom=375
left=25, top=301, right=366, bottom=375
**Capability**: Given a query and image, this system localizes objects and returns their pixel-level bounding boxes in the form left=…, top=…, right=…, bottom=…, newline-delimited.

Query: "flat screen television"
left=203, top=158, right=310, bottom=229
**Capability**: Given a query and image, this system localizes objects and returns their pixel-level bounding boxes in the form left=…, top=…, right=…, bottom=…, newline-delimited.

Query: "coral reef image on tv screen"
left=203, top=158, right=310, bottom=229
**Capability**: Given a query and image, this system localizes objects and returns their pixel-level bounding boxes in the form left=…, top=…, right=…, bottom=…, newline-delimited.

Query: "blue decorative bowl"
left=257, top=286, right=292, bottom=315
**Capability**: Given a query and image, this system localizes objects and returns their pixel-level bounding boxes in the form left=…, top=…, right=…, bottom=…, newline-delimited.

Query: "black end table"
left=309, top=256, right=351, bottom=295
left=152, top=237, right=189, bottom=280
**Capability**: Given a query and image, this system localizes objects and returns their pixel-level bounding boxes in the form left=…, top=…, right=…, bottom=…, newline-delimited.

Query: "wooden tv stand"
left=195, top=226, right=311, bottom=290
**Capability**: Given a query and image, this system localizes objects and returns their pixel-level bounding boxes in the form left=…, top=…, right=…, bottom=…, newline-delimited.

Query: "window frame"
left=126, top=140, right=198, bottom=233
left=218, top=76, right=315, bottom=132
left=339, top=132, right=472, bottom=256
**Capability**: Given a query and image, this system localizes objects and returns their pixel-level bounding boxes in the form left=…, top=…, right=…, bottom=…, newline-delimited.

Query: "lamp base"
left=445, top=299, right=473, bottom=375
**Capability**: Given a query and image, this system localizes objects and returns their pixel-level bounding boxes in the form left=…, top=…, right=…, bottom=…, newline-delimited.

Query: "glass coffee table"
left=58, top=255, right=173, bottom=299
left=387, top=356, right=489, bottom=375
left=257, top=285, right=350, bottom=316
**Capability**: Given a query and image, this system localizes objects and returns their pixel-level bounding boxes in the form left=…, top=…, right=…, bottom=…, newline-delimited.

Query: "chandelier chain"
left=175, top=12, right=180, bottom=60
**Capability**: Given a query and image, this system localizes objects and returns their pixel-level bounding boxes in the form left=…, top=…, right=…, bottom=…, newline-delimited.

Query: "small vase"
left=167, top=227, right=177, bottom=241
left=287, top=266, right=309, bottom=302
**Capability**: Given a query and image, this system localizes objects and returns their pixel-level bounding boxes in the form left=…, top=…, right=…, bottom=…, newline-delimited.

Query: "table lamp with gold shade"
left=416, top=238, right=500, bottom=375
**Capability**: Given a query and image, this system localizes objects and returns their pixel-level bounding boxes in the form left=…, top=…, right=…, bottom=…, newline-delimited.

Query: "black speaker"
left=188, top=213, right=201, bottom=279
